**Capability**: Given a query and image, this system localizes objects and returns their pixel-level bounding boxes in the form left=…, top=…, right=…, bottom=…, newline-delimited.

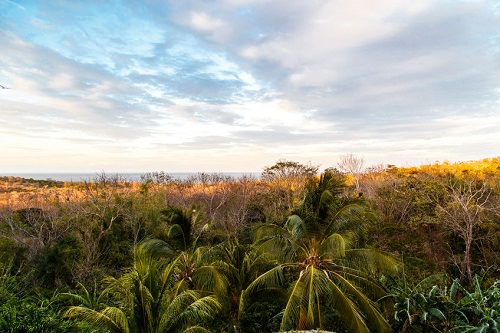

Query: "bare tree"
left=0, top=191, right=76, bottom=259
left=215, top=174, right=260, bottom=237
left=338, top=154, right=364, bottom=192
left=186, top=173, right=234, bottom=223
left=436, top=178, right=494, bottom=283
left=74, top=173, right=133, bottom=280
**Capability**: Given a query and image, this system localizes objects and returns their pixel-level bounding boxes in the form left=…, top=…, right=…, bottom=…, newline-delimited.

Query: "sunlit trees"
left=261, top=160, right=318, bottom=220
left=0, top=200, right=83, bottom=288
left=1, top=158, right=499, bottom=332
left=74, top=173, right=137, bottom=281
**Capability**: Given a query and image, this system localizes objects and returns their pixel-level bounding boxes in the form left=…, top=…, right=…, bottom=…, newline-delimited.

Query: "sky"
left=1, top=0, right=499, bottom=173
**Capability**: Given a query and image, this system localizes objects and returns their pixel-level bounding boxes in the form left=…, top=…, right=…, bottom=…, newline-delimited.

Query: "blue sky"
left=1, top=0, right=499, bottom=172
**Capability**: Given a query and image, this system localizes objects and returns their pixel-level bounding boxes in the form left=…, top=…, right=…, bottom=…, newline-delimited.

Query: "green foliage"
left=98, top=215, right=135, bottom=271
left=0, top=297, right=90, bottom=333
left=389, top=273, right=454, bottom=332
left=212, top=238, right=274, bottom=332
left=0, top=158, right=499, bottom=332
left=34, top=235, right=83, bottom=288
left=162, top=206, right=195, bottom=251
left=243, top=170, right=399, bottom=332
left=0, top=238, right=27, bottom=272
left=238, top=299, right=282, bottom=333
left=65, top=241, right=223, bottom=333
left=0, top=262, right=31, bottom=303
left=389, top=272, right=500, bottom=333
left=262, top=160, right=318, bottom=181
left=451, top=276, right=500, bottom=332
left=293, top=169, right=368, bottom=246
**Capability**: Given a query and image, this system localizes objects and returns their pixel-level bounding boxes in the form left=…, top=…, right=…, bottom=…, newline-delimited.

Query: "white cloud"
left=1, top=0, right=499, bottom=172
left=184, top=11, right=230, bottom=42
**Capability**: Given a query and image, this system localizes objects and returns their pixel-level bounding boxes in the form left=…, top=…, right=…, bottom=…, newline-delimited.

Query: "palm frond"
left=253, top=223, right=287, bottom=241
left=254, top=232, right=301, bottom=263
left=159, top=255, right=182, bottom=296
left=324, top=276, right=370, bottom=333
left=159, top=291, right=220, bottom=332
left=103, top=275, right=135, bottom=312
left=65, top=306, right=129, bottom=333
left=159, top=290, right=199, bottom=331
left=331, top=265, right=388, bottom=302
left=61, top=292, right=89, bottom=307
left=324, top=202, right=366, bottom=236
left=281, top=269, right=308, bottom=330
left=331, top=272, right=391, bottom=333
left=60, top=281, right=105, bottom=309
left=101, top=307, right=131, bottom=333
left=239, top=264, right=288, bottom=317
left=168, top=223, right=188, bottom=251
left=284, top=215, right=305, bottom=240
left=137, top=238, right=174, bottom=259
left=344, top=248, right=400, bottom=276
left=318, top=189, right=334, bottom=214
left=319, top=233, right=347, bottom=258
left=136, top=280, right=154, bottom=330
left=180, top=294, right=222, bottom=324
left=182, top=326, right=212, bottom=333
left=281, top=266, right=331, bottom=331
left=192, top=264, right=229, bottom=295
left=192, top=244, right=229, bottom=267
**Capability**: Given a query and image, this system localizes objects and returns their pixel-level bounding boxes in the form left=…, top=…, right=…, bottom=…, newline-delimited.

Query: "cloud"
left=1, top=0, right=499, bottom=172
left=0, top=31, right=156, bottom=138
left=184, top=11, right=230, bottom=42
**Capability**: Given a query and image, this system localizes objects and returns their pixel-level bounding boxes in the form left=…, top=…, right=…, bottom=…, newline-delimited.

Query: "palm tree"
left=65, top=241, right=221, bottom=333
left=160, top=206, right=199, bottom=252
left=61, top=280, right=107, bottom=313
left=154, top=206, right=230, bottom=296
left=241, top=169, right=399, bottom=333
left=212, top=238, right=272, bottom=332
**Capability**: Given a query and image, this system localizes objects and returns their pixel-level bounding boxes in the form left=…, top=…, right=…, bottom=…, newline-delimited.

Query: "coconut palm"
left=162, top=207, right=274, bottom=332
left=211, top=238, right=272, bottom=332
left=65, top=241, right=221, bottom=333
left=152, top=206, right=230, bottom=297
left=241, top=169, right=399, bottom=333
left=60, top=280, right=108, bottom=322
left=160, top=206, right=201, bottom=252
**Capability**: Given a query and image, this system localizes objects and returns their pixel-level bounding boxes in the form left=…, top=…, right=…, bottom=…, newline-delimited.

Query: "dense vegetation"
left=0, top=157, right=499, bottom=332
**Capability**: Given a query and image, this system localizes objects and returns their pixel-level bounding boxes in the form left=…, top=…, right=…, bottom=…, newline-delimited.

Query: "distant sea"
left=0, top=172, right=260, bottom=182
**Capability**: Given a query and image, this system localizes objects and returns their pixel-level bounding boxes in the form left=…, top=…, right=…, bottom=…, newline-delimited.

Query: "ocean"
left=0, top=172, right=260, bottom=182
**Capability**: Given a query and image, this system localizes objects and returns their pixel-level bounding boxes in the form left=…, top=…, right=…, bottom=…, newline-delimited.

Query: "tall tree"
left=435, top=177, right=495, bottom=283
left=338, top=153, right=365, bottom=192
left=241, top=170, right=399, bottom=332
left=261, top=160, right=318, bottom=219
